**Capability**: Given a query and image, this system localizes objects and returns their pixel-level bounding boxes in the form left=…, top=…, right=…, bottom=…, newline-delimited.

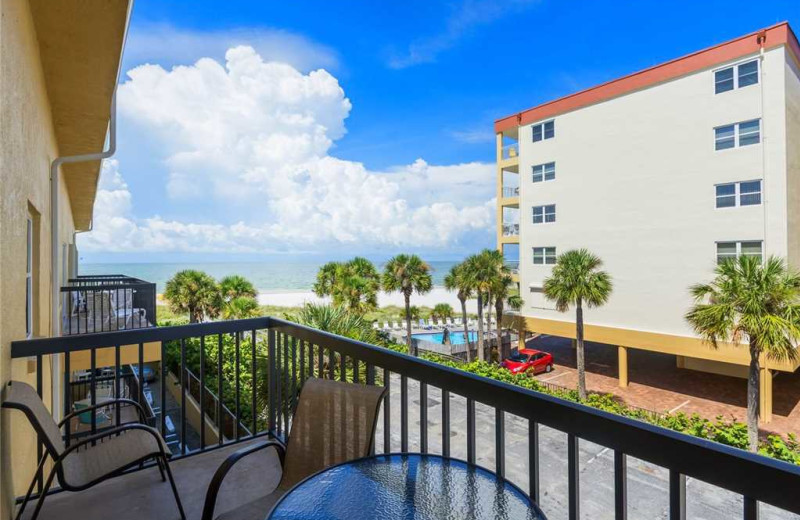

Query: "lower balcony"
left=7, top=318, right=800, bottom=519
left=61, top=275, right=157, bottom=336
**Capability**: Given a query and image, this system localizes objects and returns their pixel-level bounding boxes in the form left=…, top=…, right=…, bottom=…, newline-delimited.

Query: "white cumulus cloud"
left=79, top=46, right=494, bottom=254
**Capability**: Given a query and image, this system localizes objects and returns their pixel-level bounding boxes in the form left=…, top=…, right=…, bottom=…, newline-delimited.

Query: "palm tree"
left=686, top=256, right=800, bottom=451
left=493, top=274, right=517, bottom=359
left=221, top=296, right=260, bottom=320
left=543, top=249, right=612, bottom=400
left=313, top=258, right=380, bottom=313
left=432, top=303, right=454, bottom=322
left=219, top=275, right=257, bottom=301
left=444, top=263, right=475, bottom=361
left=463, top=250, right=505, bottom=361
left=313, top=262, right=340, bottom=298
left=164, top=270, right=222, bottom=323
left=382, top=254, right=433, bottom=355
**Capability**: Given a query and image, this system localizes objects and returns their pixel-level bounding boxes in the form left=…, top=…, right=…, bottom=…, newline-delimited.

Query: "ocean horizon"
left=79, top=260, right=462, bottom=294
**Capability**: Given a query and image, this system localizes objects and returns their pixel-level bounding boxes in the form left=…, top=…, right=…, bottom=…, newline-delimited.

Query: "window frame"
left=714, top=119, right=761, bottom=151
left=531, top=120, right=555, bottom=143
left=532, top=204, right=556, bottom=224
left=532, top=246, right=557, bottom=265
left=715, top=240, right=763, bottom=264
left=532, top=161, right=556, bottom=183
left=713, top=59, right=759, bottom=94
left=714, top=179, right=762, bottom=208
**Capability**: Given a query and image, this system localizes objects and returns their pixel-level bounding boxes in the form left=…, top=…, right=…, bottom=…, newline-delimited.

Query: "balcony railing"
left=9, top=317, right=800, bottom=518
left=61, top=275, right=156, bottom=335
left=502, top=186, right=519, bottom=198
left=501, top=143, right=519, bottom=160
left=502, top=223, right=519, bottom=237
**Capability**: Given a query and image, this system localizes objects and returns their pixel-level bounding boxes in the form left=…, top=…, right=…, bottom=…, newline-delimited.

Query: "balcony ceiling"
left=29, top=0, right=130, bottom=231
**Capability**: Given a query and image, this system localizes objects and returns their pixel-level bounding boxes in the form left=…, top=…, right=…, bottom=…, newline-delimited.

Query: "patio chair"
left=111, top=288, right=147, bottom=330
left=2, top=381, right=185, bottom=520
left=201, top=378, right=387, bottom=520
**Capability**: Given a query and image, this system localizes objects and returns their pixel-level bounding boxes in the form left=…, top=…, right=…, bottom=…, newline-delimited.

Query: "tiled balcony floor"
left=20, top=439, right=281, bottom=520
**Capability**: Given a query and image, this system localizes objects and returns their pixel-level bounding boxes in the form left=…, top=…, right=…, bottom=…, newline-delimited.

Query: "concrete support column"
left=760, top=367, right=773, bottom=424
left=618, top=346, right=629, bottom=388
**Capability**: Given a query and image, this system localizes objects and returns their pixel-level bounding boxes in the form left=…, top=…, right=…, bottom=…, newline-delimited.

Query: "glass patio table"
left=266, top=453, right=546, bottom=520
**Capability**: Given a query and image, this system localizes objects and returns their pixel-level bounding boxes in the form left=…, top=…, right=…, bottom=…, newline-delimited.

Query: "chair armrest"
left=60, top=423, right=167, bottom=459
left=59, top=398, right=148, bottom=427
left=201, top=440, right=286, bottom=520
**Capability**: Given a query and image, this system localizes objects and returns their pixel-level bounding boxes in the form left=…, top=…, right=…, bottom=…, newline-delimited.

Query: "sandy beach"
left=256, top=287, right=480, bottom=313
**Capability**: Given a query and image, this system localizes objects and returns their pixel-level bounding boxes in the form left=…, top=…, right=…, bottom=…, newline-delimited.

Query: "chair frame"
left=2, top=384, right=185, bottom=520
left=201, top=380, right=386, bottom=520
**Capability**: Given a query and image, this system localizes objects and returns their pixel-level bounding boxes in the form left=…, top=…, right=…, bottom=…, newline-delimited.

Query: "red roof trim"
left=495, top=22, right=799, bottom=133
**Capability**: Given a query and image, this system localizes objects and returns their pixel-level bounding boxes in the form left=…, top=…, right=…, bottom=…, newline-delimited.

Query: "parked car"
left=500, top=348, right=553, bottom=375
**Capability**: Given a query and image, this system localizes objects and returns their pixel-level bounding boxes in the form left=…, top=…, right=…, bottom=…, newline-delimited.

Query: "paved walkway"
left=375, top=374, right=797, bottom=520
left=526, top=335, right=800, bottom=437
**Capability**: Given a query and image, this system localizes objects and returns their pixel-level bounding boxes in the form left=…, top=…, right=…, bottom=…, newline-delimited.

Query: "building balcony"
left=502, top=223, right=519, bottom=238
left=7, top=318, right=800, bottom=519
left=61, top=275, right=157, bottom=336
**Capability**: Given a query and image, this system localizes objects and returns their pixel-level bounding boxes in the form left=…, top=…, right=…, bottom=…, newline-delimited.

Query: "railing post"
left=268, top=329, right=276, bottom=434
left=669, top=470, right=686, bottom=520
left=568, top=433, right=580, bottom=520
left=614, top=450, right=627, bottom=520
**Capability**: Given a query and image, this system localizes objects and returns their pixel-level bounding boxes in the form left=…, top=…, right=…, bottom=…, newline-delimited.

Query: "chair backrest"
left=279, top=378, right=386, bottom=490
left=112, top=288, right=134, bottom=316
left=2, top=381, right=65, bottom=457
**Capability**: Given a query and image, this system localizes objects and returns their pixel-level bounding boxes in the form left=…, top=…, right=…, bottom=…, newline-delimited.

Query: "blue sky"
left=80, top=0, right=798, bottom=263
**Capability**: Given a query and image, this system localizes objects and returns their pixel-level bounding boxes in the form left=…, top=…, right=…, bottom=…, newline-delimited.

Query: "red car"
left=501, top=348, right=553, bottom=375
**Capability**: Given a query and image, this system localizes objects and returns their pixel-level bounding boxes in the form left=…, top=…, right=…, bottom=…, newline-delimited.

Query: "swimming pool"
left=412, top=331, right=478, bottom=345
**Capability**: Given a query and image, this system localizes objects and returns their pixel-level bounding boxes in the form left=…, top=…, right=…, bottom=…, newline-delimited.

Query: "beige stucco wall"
left=0, top=0, right=77, bottom=514
left=513, top=46, right=796, bottom=369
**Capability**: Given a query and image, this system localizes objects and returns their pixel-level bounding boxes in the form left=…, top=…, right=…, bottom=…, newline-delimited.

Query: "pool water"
left=412, top=331, right=477, bottom=345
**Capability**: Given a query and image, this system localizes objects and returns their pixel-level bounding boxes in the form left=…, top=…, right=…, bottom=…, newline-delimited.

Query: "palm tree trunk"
left=747, top=341, right=760, bottom=452
left=476, top=293, right=485, bottom=361
left=460, top=297, right=471, bottom=362
left=189, top=305, right=197, bottom=324
left=404, top=292, right=415, bottom=356
left=576, top=299, right=587, bottom=400
left=495, top=298, right=505, bottom=359
left=486, top=290, right=493, bottom=342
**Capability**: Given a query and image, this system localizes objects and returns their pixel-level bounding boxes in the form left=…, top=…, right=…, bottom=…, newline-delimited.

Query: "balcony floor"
left=21, top=439, right=281, bottom=520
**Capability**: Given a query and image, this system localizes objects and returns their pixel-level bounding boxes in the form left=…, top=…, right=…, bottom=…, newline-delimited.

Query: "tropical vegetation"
left=382, top=254, right=433, bottom=355
left=164, top=270, right=223, bottom=323
left=686, top=256, right=800, bottom=451
left=543, top=249, right=613, bottom=400
left=444, top=263, right=475, bottom=361
left=313, top=257, right=381, bottom=313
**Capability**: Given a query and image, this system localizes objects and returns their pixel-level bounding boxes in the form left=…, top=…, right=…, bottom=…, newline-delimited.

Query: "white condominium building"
left=495, top=22, right=800, bottom=421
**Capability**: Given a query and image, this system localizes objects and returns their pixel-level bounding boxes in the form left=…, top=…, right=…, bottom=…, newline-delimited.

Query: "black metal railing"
left=9, top=316, right=800, bottom=518
left=61, top=275, right=156, bottom=335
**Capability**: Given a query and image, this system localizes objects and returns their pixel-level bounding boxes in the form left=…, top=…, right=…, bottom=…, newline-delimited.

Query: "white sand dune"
left=257, top=287, right=480, bottom=313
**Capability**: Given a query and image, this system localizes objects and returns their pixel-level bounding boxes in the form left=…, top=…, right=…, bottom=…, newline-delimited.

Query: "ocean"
left=79, top=261, right=461, bottom=293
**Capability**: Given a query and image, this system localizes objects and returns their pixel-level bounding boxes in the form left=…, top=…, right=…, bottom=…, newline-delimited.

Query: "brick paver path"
left=525, top=335, right=800, bottom=437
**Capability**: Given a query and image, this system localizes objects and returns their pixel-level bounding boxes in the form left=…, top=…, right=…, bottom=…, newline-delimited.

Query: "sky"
left=78, top=0, right=799, bottom=263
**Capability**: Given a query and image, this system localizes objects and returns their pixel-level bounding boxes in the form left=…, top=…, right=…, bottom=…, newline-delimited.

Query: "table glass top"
left=268, top=454, right=545, bottom=520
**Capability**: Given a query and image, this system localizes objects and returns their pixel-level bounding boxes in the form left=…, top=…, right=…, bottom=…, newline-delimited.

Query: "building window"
left=739, top=180, right=762, bottom=205
left=738, top=120, right=760, bottom=146
left=715, top=180, right=762, bottom=208
left=532, top=120, right=555, bottom=142
left=714, top=119, right=760, bottom=150
left=714, top=60, right=759, bottom=94
left=26, top=218, right=33, bottom=338
left=714, top=67, right=734, bottom=94
left=532, top=204, right=556, bottom=224
left=532, top=162, right=555, bottom=183
left=533, top=247, right=557, bottom=265
left=716, top=241, right=763, bottom=264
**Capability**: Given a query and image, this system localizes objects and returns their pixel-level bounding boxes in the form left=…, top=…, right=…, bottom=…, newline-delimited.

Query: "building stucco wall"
left=0, top=0, right=76, bottom=514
